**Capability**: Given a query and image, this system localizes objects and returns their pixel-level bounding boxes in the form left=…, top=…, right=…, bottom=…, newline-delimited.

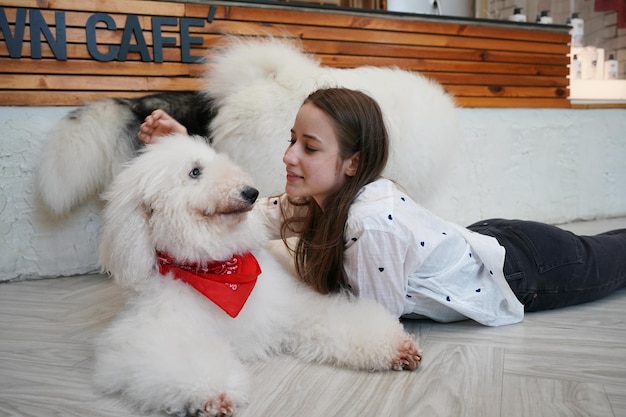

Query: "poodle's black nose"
left=241, top=186, right=259, bottom=204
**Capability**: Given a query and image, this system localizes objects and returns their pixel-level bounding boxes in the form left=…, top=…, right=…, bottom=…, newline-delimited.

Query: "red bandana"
left=157, top=251, right=261, bottom=318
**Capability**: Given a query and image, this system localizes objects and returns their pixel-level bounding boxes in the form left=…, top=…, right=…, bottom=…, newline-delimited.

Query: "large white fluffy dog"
left=38, top=37, right=458, bottom=216
left=95, top=134, right=421, bottom=416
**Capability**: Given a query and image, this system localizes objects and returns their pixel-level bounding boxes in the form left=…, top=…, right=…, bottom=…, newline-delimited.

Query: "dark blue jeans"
left=467, top=219, right=626, bottom=312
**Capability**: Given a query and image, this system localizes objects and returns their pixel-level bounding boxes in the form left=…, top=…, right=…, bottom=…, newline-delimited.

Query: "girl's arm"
left=343, top=229, right=409, bottom=318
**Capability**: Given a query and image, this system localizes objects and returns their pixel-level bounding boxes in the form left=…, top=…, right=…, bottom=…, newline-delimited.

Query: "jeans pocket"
left=508, top=222, right=584, bottom=273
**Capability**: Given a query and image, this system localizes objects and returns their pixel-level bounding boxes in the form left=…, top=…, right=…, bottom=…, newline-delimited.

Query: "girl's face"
left=283, top=102, right=358, bottom=208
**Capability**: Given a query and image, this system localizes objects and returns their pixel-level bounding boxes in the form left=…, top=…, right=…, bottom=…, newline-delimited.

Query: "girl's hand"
left=137, top=109, right=188, bottom=144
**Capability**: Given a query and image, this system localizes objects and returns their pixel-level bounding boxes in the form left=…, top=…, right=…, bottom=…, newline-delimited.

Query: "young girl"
left=138, top=88, right=626, bottom=326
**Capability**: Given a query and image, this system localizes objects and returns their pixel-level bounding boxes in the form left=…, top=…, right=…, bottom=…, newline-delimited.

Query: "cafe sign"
left=0, top=6, right=216, bottom=63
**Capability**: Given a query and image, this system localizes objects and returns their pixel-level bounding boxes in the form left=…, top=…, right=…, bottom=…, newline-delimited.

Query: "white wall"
left=427, top=108, right=626, bottom=225
left=1, top=107, right=103, bottom=282
left=1, top=105, right=625, bottom=282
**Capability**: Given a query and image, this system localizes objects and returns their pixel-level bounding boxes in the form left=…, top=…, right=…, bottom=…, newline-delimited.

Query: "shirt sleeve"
left=254, top=195, right=305, bottom=240
left=343, top=228, right=410, bottom=318
left=254, top=196, right=284, bottom=240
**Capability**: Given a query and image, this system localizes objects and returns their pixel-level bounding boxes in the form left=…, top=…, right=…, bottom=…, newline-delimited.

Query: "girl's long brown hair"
left=280, top=88, right=389, bottom=294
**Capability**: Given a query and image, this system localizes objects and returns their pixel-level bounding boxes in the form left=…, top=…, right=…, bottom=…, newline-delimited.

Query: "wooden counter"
left=0, top=0, right=572, bottom=107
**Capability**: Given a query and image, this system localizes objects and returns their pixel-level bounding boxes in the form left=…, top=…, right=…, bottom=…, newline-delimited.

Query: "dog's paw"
left=202, top=392, right=236, bottom=417
left=391, top=334, right=422, bottom=371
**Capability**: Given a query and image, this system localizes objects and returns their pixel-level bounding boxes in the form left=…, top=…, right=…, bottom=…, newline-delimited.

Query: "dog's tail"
left=36, top=99, right=140, bottom=216
left=204, top=37, right=321, bottom=104
left=36, top=92, right=216, bottom=216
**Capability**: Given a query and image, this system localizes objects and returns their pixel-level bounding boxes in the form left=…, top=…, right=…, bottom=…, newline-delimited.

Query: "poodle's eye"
left=189, top=167, right=202, bottom=179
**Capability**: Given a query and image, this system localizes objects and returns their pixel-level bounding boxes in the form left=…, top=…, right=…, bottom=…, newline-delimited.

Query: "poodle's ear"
left=99, top=172, right=156, bottom=289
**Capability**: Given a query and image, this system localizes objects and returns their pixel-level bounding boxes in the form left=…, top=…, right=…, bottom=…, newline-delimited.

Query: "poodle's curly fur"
left=94, top=135, right=421, bottom=416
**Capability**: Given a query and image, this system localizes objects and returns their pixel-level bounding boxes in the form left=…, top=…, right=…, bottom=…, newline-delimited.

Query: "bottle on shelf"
left=570, top=12, right=584, bottom=47
left=508, top=7, right=527, bottom=22
left=605, top=54, right=619, bottom=80
left=571, top=54, right=582, bottom=80
left=538, top=10, right=553, bottom=24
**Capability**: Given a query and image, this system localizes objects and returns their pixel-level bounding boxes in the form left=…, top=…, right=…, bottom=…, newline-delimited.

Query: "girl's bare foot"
left=137, top=109, right=188, bottom=144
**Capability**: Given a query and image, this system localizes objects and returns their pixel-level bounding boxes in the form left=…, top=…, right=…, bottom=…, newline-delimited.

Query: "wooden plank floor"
left=1, top=218, right=625, bottom=417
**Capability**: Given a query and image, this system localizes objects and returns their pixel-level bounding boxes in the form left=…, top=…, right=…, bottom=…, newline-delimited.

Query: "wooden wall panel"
left=0, top=0, right=572, bottom=107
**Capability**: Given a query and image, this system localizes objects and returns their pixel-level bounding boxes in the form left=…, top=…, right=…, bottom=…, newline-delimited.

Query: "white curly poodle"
left=94, top=134, right=421, bottom=417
